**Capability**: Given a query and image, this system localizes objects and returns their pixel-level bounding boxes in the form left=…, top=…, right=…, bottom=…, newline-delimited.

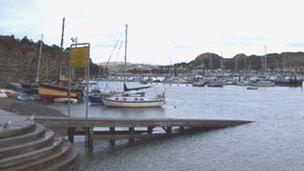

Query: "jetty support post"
left=109, top=127, right=115, bottom=146
left=180, top=126, right=184, bottom=132
left=84, top=127, right=94, bottom=149
left=67, top=127, right=76, bottom=143
left=147, top=126, right=153, bottom=135
left=166, top=126, right=172, bottom=135
left=129, top=127, right=135, bottom=143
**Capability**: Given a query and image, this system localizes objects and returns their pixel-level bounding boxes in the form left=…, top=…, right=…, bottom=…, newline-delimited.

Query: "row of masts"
left=207, top=45, right=290, bottom=73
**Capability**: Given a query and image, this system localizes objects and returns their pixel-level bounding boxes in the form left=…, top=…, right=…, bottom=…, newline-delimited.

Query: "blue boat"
left=88, top=95, right=103, bottom=105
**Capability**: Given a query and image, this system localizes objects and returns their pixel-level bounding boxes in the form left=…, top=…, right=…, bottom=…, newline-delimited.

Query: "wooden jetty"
left=34, top=116, right=252, bottom=149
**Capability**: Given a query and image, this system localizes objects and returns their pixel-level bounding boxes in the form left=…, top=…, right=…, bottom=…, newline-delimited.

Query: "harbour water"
left=50, top=82, right=304, bottom=171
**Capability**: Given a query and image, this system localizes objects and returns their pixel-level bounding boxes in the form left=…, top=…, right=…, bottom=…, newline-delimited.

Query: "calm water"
left=50, top=82, right=304, bottom=171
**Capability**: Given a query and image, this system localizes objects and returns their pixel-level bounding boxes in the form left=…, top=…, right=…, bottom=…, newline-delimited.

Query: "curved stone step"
left=0, top=129, right=54, bottom=160
left=9, top=139, right=75, bottom=171
left=46, top=144, right=80, bottom=171
left=0, top=124, right=45, bottom=148
left=0, top=122, right=36, bottom=139
left=0, top=133, right=63, bottom=169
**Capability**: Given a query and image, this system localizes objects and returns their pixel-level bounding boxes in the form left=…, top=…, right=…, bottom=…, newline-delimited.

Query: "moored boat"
left=192, top=81, right=208, bottom=87
left=247, top=86, right=259, bottom=90
left=102, top=25, right=166, bottom=108
left=250, top=81, right=274, bottom=87
left=102, top=95, right=165, bottom=108
left=274, top=79, right=303, bottom=87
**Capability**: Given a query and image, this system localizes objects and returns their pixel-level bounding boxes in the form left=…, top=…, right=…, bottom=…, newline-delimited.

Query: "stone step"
left=0, top=124, right=45, bottom=148
left=0, top=133, right=63, bottom=169
left=46, top=144, right=80, bottom=171
left=0, top=129, right=54, bottom=160
left=8, top=139, right=74, bottom=171
left=0, top=122, right=36, bottom=139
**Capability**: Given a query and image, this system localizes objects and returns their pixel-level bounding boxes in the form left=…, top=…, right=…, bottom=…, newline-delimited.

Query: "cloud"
left=1, top=0, right=304, bottom=64
left=287, top=42, right=304, bottom=47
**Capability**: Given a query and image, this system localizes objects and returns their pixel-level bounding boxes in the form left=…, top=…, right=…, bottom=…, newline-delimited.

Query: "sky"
left=0, top=0, right=304, bottom=65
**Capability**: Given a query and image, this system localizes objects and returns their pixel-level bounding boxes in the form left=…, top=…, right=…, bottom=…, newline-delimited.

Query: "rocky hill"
left=0, top=35, right=101, bottom=83
left=176, top=52, right=304, bottom=72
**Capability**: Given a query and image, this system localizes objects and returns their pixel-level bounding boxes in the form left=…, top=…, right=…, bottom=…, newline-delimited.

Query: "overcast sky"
left=1, top=0, right=304, bottom=65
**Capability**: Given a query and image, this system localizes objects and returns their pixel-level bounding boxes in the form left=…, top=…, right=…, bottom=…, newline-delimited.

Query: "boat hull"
left=38, top=84, right=82, bottom=102
left=102, top=98, right=165, bottom=108
left=88, top=95, right=103, bottom=105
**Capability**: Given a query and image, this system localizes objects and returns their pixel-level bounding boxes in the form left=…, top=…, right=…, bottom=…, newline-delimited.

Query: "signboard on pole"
left=69, top=46, right=89, bottom=68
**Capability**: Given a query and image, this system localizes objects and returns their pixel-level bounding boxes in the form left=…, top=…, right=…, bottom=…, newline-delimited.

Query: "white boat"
left=0, top=89, right=8, bottom=98
left=102, top=25, right=166, bottom=108
left=54, top=98, right=78, bottom=104
left=103, top=95, right=165, bottom=108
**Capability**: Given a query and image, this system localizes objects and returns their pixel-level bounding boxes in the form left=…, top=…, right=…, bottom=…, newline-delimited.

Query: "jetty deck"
left=34, top=116, right=252, bottom=149
left=34, top=116, right=252, bottom=128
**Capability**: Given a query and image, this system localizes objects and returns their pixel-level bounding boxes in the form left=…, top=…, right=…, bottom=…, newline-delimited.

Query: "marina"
left=1, top=1, right=304, bottom=170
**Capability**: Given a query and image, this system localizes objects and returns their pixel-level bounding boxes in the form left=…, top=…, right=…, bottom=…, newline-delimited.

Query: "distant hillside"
left=0, top=35, right=101, bottom=83
left=175, top=52, right=304, bottom=72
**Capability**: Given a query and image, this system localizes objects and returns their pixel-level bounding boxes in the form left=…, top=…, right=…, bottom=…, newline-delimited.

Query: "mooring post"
left=166, top=126, right=172, bottom=135
left=85, top=127, right=94, bottom=149
left=67, top=127, right=76, bottom=143
left=147, top=126, right=153, bottom=135
left=129, top=127, right=135, bottom=143
left=109, top=127, right=115, bottom=146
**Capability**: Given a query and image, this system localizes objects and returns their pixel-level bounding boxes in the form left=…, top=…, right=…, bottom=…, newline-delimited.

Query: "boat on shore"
left=38, top=83, right=83, bottom=102
left=0, top=89, right=8, bottom=98
left=54, top=97, right=78, bottom=103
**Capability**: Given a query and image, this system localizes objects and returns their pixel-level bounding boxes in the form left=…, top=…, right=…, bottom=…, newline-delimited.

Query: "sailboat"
left=102, top=25, right=166, bottom=108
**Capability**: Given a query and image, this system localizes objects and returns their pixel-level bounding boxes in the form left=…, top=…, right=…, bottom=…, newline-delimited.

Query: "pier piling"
left=166, top=127, right=172, bottom=135
left=109, top=127, right=115, bottom=146
left=147, top=126, right=153, bottom=134
left=67, top=127, right=76, bottom=143
left=129, top=127, right=135, bottom=143
left=85, top=127, right=93, bottom=149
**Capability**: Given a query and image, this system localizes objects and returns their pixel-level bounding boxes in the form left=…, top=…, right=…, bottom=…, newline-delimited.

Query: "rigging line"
left=112, top=36, right=124, bottom=63
left=102, top=33, right=123, bottom=92
left=105, top=33, right=124, bottom=67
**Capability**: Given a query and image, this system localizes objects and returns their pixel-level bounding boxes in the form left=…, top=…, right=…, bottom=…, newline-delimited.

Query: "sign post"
left=69, top=43, right=90, bottom=118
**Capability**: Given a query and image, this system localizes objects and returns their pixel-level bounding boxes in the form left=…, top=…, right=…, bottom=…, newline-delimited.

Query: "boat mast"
left=36, top=34, right=43, bottom=85
left=124, top=24, right=128, bottom=86
left=60, top=17, right=65, bottom=49
left=58, top=17, right=65, bottom=83
left=264, top=45, right=267, bottom=73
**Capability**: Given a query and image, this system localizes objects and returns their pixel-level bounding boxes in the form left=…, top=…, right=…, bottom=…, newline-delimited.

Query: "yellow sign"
left=69, top=46, right=89, bottom=68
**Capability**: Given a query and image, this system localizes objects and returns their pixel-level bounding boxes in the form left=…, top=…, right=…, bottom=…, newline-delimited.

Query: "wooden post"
left=67, top=127, right=76, bottom=143
left=129, top=127, right=134, bottom=143
left=109, top=127, right=115, bottom=146
left=147, top=126, right=153, bottom=135
left=166, top=126, right=172, bottom=135
left=180, top=126, right=184, bottom=132
left=85, top=127, right=93, bottom=149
